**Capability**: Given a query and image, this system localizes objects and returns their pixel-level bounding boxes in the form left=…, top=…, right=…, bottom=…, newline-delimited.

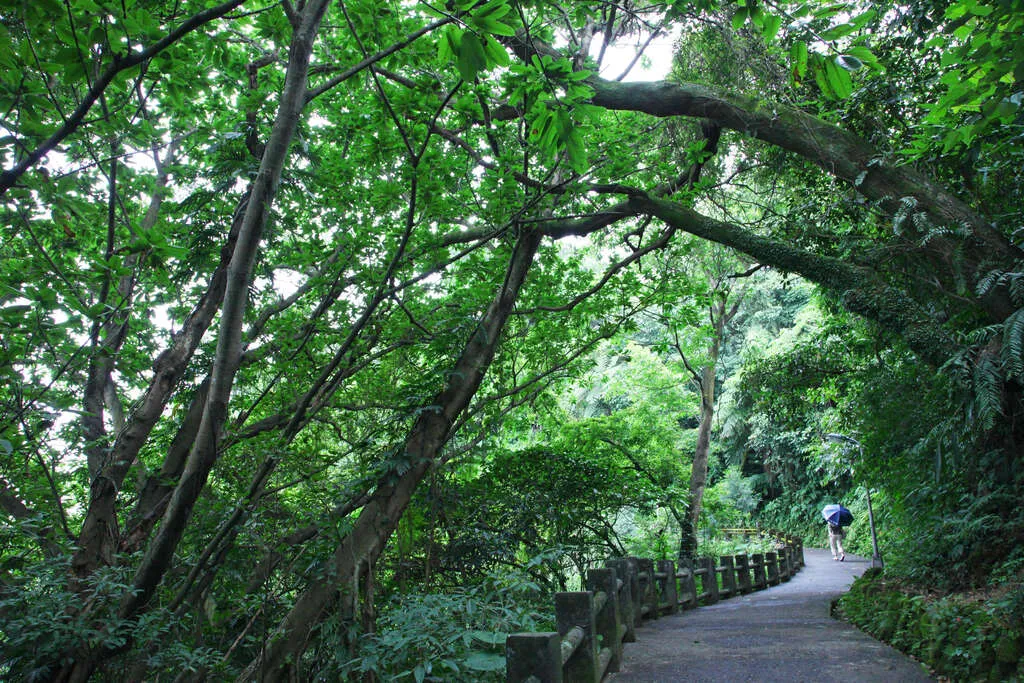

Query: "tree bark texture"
left=248, top=229, right=544, bottom=681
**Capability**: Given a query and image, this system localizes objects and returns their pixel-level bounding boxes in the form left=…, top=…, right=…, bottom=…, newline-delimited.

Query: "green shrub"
left=327, top=568, right=551, bottom=682
left=0, top=556, right=222, bottom=681
left=837, top=571, right=1024, bottom=682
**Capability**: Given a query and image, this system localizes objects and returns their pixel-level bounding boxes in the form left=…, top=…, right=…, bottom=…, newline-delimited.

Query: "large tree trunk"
left=679, top=280, right=739, bottom=559
left=246, top=229, right=543, bottom=681
left=684, top=363, right=715, bottom=556
left=49, top=3, right=332, bottom=680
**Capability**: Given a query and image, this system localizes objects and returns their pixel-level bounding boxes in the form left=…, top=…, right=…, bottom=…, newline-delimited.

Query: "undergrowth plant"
left=325, top=568, right=551, bottom=682
left=837, top=569, right=1024, bottom=682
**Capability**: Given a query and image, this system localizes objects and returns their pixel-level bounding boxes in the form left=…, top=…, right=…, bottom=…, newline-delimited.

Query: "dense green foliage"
left=1, top=0, right=1022, bottom=679
left=838, top=569, right=1024, bottom=681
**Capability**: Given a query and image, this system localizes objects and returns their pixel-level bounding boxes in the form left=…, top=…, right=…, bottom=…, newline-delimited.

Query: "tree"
left=649, top=241, right=751, bottom=558
left=2, top=0, right=1023, bottom=678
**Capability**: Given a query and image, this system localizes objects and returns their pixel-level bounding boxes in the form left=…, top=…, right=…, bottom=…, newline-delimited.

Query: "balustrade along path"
left=505, top=538, right=935, bottom=682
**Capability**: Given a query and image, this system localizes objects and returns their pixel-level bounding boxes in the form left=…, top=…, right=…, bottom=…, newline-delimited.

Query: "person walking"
left=828, top=522, right=846, bottom=561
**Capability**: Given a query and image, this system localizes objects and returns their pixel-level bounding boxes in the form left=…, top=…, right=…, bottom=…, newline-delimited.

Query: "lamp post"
left=826, top=433, right=883, bottom=569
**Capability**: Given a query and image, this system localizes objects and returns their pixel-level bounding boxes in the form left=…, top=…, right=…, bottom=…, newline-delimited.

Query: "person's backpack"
left=828, top=523, right=842, bottom=535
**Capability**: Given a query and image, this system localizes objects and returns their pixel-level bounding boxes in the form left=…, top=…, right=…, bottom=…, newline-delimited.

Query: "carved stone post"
left=734, top=554, right=753, bottom=594
left=750, top=552, right=767, bottom=590
left=677, top=557, right=698, bottom=609
left=587, top=567, right=623, bottom=674
left=697, top=556, right=719, bottom=604
left=765, top=551, right=780, bottom=586
left=657, top=559, right=679, bottom=614
left=506, top=632, right=563, bottom=682
left=719, top=555, right=736, bottom=598
left=606, top=558, right=637, bottom=643
left=779, top=545, right=792, bottom=581
left=636, top=558, right=659, bottom=621
left=556, top=592, right=599, bottom=683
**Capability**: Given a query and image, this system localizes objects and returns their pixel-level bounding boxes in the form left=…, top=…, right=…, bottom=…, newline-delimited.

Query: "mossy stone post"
left=657, top=560, right=679, bottom=614
left=765, top=551, right=780, bottom=586
left=606, top=558, right=638, bottom=643
left=556, top=591, right=599, bottom=683
left=505, top=632, right=563, bottom=682
left=719, top=555, right=736, bottom=598
left=779, top=545, right=792, bottom=581
left=636, top=558, right=659, bottom=620
left=751, top=552, right=767, bottom=590
left=734, top=554, right=753, bottom=594
left=677, top=557, right=698, bottom=608
left=586, top=567, right=623, bottom=674
left=697, top=556, right=719, bottom=604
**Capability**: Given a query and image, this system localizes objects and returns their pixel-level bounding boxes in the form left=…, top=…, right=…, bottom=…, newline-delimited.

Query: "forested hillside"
left=1, top=0, right=1021, bottom=680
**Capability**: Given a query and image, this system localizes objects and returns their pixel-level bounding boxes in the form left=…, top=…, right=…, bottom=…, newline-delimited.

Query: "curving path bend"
left=609, top=548, right=935, bottom=682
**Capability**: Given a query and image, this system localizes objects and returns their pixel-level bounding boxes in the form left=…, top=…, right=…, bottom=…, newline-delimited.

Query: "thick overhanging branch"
left=629, top=195, right=959, bottom=367
left=0, top=0, right=250, bottom=197
left=508, top=31, right=1022, bottom=322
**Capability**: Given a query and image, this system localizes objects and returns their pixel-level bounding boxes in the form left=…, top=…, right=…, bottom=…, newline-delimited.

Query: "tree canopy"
left=1, top=0, right=1022, bottom=679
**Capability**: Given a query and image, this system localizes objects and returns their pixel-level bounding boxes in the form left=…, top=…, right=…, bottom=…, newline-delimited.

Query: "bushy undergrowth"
left=327, top=569, right=552, bottom=682
left=0, top=556, right=220, bottom=681
left=836, top=569, right=1024, bottom=682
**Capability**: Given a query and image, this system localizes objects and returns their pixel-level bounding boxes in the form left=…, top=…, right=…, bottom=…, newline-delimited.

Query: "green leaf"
left=565, top=128, right=587, bottom=174
left=456, top=33, right=487, bottom=81
left=819, top=23, right=858, bottom=41
left=836, top=54, right=864, bottom=71
left=844, top=46, right=879, bottom=69
left=464, top=652, right=505, bottom=671
left=761, top=14, right=783, bottom=42
left=732, top=8, right=748, bottom=31
left=825, top=58, right=853, bottom=98
left=790, top=41, right=808, bottom=79
left=468, top=630, right=507, bottom=645
left=482, top=35, right=510, bottom=67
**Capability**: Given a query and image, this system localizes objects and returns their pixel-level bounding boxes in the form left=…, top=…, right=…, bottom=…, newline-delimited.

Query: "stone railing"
left=505, top=533, right=804, bottom=682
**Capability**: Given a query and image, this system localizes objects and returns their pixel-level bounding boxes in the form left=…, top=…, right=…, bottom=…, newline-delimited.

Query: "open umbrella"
left=822, top=504, right=853, bottom=526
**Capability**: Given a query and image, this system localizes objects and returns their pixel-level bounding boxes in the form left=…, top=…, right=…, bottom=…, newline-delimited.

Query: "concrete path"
left=608, top=548, right=935, bottom=682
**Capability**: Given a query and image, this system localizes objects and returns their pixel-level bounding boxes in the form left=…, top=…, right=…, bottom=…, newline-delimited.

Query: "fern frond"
left=893, top=196, right=917, bottom=235
left=976, top=268, right=1004, bottom=298
left=912, top=211, right=935, bottom=235
left=918, top=225, right=951, bottom=247
left=1001, top=308, right=1024, bottom=379
left=971, top=354, right=1003, bottom=432
left=960, top=324, right=1001, bottom=345
left=1008, top=267, right=1024, bottom=306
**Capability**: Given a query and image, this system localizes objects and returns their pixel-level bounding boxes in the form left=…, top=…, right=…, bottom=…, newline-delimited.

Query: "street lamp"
left=825, top=433, right=883, bottom=569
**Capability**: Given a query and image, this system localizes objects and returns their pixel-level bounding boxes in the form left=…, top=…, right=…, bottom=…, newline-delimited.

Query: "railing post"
left=586, top=567, right=623, bottom=675
left=719, top=555, right=736, bottom=598
left=657, top=560, right=679, bottom=614
left=556, top=592, right=599, bottom=683
left=676, top=557, right=698, bottom=609
left=750, top=552, right=767, bottom=590
left=734, top=554, right=753, bottom=594
left=779, top=545, right=792, bottom=581
left=606, top=558, right=638, bottom=643
left=506, top=632, right=563, bottom=682
left=636, top=558, right=659, bottom=621
left=765, top=551, right=780, bottom=586
left=697, top=556, right=719, bottom=604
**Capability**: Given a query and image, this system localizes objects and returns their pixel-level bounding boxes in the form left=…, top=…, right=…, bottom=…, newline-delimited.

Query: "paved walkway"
left=609, top=548, right=935, bottom=682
